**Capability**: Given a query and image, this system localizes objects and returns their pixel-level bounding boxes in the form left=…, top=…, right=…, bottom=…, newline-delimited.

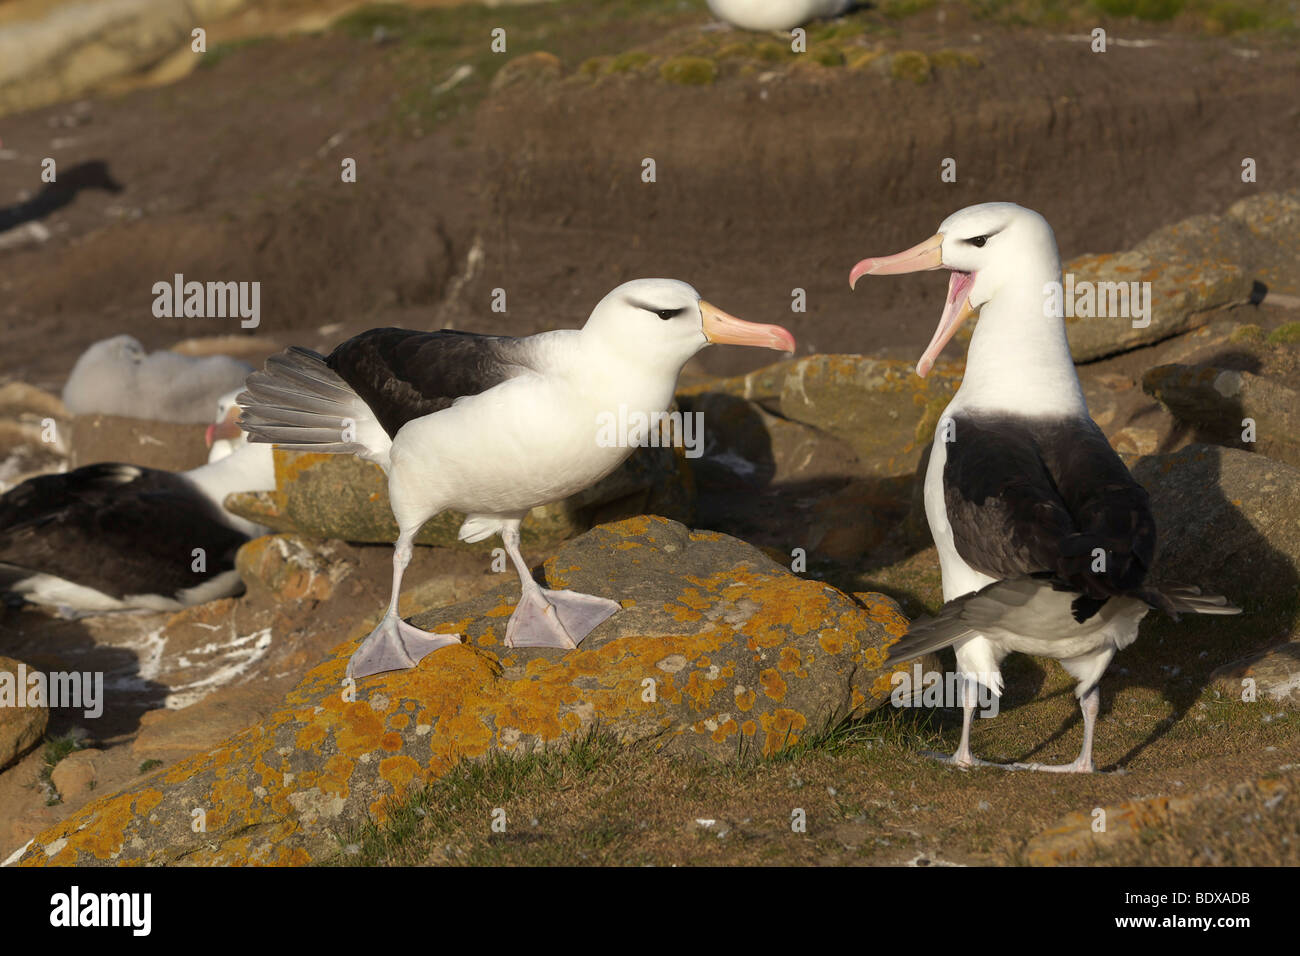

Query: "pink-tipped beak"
left=205, top=410, right=244, bottom=448
left=701, top=300, right=796, bottom=354
left=916, top=270, right=976, bottom=378
left=848, top=233, right=944, bottom=289
left=848, top=232, right=976, bottom=378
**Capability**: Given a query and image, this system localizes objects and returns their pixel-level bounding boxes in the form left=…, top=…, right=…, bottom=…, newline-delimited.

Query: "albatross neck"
left=954, top=260, right=1087, bottom=419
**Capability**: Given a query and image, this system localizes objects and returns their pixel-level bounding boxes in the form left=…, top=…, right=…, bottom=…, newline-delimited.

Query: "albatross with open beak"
left=239, top=278, right=796, bottom=679
left=850, top=202, right=1239, bottom=772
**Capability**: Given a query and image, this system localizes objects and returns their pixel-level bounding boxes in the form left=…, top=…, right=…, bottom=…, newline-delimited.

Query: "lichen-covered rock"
left=1225, top=188, right=1300, bottom=295
left=1064, top=207, right=1262, bottom=362
left=0, top=657, right=48, bottom=770
left=224, top=443, right=695, bottom=550
left=18, top=516, right=910, bottom=866
left=1025, top=774, right=1295, bottom=866
left=1133, top=444, right=1300, bottom=620
left=777, top=354, right=962, bottom=477
left=1142, top=364, right=1300, bottom=468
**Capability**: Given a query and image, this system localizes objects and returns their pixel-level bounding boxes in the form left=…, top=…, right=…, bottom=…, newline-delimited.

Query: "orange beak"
left=849, top=233, right=976, bottom=379
left=700, top=300, right=796, bottom=354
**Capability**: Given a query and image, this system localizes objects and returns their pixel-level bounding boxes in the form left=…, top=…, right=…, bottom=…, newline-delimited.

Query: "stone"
left=1025, top=775, right=1294, bottom=865
left=1142, top=364, right=1300, bottom=468
left=49, top=749, right=99, bottom=802
left=0, top=657, right=48, bottom=770
left=777, top=354, right=963, bottom=477
left=224, top=445, right=695, bottom=550
left=1209, top=639, right=1300, bottom=707
left=17, top=516, right=913, bottom=866
left=1063, top=211, right=1258, bottom=362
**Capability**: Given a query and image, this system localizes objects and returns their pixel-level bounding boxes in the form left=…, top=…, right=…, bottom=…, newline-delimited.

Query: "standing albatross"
left=238, top=278, right=796, bottom=679
left=849, top=202, right=1239, bottom=772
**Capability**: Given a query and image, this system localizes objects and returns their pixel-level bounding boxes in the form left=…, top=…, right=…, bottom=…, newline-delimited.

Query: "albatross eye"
left=966, top=235, right=988, bottom=248
left=656, top=308, right=685, bottom=321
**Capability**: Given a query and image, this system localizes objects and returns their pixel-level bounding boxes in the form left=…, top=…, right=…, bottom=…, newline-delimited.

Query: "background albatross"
left=850, top=202, right=1240, bottom=773
left=239, top=278, right=795, bottom=679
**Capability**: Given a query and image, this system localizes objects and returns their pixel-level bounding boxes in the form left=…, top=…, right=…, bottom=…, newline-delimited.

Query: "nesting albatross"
left=849, top=202, right=1240, bottom=773
left=0, top=396, right=274, bottom=614
left=239, top=278, right=796, bottom=679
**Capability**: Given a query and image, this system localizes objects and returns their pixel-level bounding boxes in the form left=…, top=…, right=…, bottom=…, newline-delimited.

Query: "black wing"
left=0, top=463, right=247, bottom=601
left=326, top=328, right=533, bottom=439
left=942, top=414, right=1155, bottom=621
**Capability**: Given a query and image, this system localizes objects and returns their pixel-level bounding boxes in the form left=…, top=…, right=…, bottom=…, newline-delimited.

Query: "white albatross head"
left=582, top=278, right=795, bottom=373
left=849, top=202, right=1060, bottom=378
left=205, top=387, right=250, bottom=463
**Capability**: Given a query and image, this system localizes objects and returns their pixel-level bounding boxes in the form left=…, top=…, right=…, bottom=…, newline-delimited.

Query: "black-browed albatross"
left=849, top=202, right=1239, bottom=773
left=238, top=278, right=796, bottom=679
left=0, top=396, right=274, bottom=614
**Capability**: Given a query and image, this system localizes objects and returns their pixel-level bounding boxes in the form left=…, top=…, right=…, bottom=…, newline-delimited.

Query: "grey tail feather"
left=1145, top=585, right=1242, bottom=619
left=887, top=599, right=977, bottom=664
left=887, top=579, right=1241, bottom=663
left=237, top=346, right=369, bottom=455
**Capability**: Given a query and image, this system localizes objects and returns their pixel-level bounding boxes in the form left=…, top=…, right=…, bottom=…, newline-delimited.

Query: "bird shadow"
left=0, top=160, right=124, bottom=234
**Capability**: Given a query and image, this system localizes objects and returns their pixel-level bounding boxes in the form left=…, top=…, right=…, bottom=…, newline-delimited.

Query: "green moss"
left=890, top=50, right=932, bottom=84
left=659, top=56, right=718, bottom=86
left=1095, top=0, right=1186, bottom=19
left=812, top=47, right=847, bottom=67
left=1266, top=322, right=1300, bottom=345
left=1229, top=323, right=1266, bottom=344
left=929, top=48, right=982, bottom=69
left=1203, top=2, right=1264, bottom=32
left=579, top=56, right=611, bottom=77
left=610, top=50, right=653, bottom=73
left=847, top=50, right=886, bottom=70
left=753, top=40, right=795, bottom=63
left=878, top=0, right=939, bottom=17
left=139, top=759, right=164, bottom=774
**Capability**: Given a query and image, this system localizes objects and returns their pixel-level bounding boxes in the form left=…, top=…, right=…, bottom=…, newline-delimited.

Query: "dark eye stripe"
left=655, top=308, right=685, bottom=320
left=966, top=235, right=988, bottom=247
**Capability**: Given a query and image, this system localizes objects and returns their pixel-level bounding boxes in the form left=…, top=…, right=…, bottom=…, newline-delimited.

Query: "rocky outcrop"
left=1209, top=639, right=1300, bottom=707
left=0, top=0, right=250, bottom=118
left=1063, top=213, right=1256, bottom=363
left=18, top=516, right=910, bottom=866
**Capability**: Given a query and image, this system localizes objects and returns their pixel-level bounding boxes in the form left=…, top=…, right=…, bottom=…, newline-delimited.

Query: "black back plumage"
left=0, top=463, right=247, bottom=601
left=326, top=328, right=529, bottom=439
left=942, top=414, right=1156, bottom=622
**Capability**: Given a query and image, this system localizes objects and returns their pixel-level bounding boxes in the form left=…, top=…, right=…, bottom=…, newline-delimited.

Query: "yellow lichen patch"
left=380, top=732, right=403, bottom=753
left=378, top=755, right=423, bottom=795
left=741, top=720, right=757, bottom=737
left=759, top=668, right=787, bottom=702
left=778, top=646, right=802, bottom=673
left=758, top=709, right=808, bottom=755
left=389, top=712, right=410, bottom=730
left=734, top=686, right=757, bottom=712
left=712, top=718, right=739, bottom=743
left=819, top=632, right=845, bottom=655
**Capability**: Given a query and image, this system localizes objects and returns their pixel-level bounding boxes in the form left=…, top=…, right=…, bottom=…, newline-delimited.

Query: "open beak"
left=205, top=408, right=244, bottom=448
left=848, top=232, right=976, bottom=379
left=700, top=300, right=796, bottom=354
